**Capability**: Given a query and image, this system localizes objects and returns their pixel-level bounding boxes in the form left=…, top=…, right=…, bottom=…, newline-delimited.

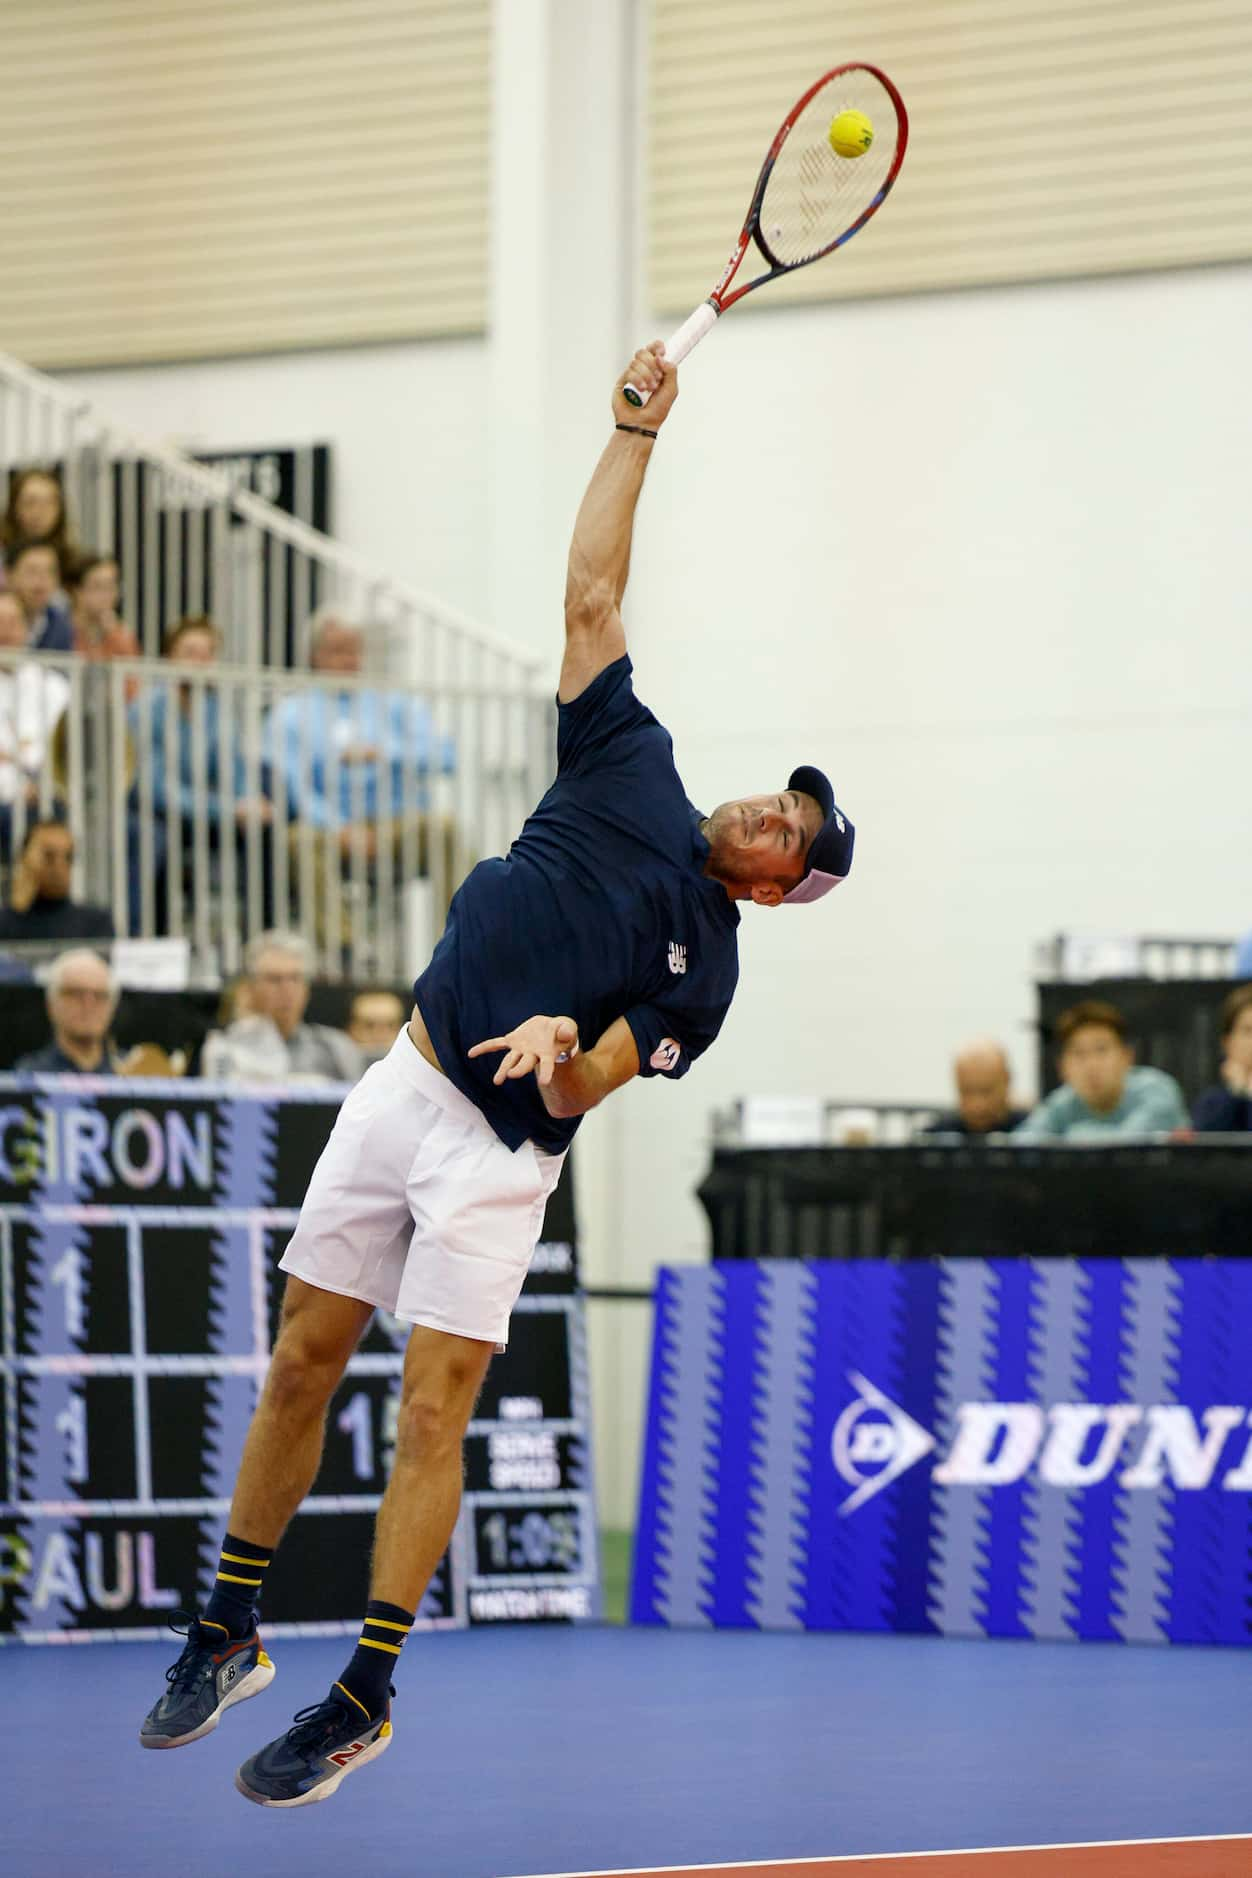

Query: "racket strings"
left=759, top=71, right=899, bottom=268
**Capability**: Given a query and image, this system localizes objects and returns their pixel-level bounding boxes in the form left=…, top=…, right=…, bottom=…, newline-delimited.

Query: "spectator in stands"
left=200, top=929, right=362, bottom=1084
left=127, top=615, right=274, bottom=933
left=13, top=947, right=122, bottom=1073
left=1015, top=1000, right=1188, bottom=1141
left=347, top=987, right=407, bottom=1067
left=68, top=555, right=139, bottom=665
left=215, top=973, right=254, bottom=1028
left=4, top=542, right=72, bottom=652
left=1191, top=985, right=1252, bottom=1134
left=0, top=817, right=114, bottom=941
left=1234, top=930, right=1252, bottom=977
left=2, top=468, right=82, bottom=575
left=921, top=1039, right=1028, bottom=1137
left=266, top=612, right=456, bottom=947
left=0, top=592, right=69, bottom=854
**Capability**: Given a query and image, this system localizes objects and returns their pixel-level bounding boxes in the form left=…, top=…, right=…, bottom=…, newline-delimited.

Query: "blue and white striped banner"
left=631, top=1261, right=1252, bottom=1645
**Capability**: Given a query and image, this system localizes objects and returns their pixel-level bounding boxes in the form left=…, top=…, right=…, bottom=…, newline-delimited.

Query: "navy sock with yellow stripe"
left=337, top=1600, right=414, bottom=1719
left=202, top=1532, right=272, bottom=1639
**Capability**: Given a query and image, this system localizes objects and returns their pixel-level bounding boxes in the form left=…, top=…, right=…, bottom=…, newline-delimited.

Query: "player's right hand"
left=468, top=1014, right=580, bottom=1088
left=612, top=342, right=679, bottom=429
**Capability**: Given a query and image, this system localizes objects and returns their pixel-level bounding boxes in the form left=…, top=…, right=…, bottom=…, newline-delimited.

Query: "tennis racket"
left=624, top=63, right=908, bottom=406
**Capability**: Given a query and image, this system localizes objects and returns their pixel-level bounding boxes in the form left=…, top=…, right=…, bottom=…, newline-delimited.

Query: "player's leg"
left=194, top=1276, right=374, bottom=1635
left=234, top=1325, right=492, bottom=1808
left=139, top=1277, right=372, bottom=1751
left=219, top=1275, right=376, bottom=1554
left=368, top=1322, right=493, bottom=1609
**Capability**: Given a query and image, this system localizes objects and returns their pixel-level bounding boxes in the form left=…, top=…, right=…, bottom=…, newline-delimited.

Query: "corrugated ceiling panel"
left=0, top=0, right=490, bottom=366
left=649, top=0, right=1252, bottom=312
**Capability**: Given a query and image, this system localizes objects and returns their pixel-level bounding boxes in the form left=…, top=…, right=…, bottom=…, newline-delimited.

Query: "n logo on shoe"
left=328, top=1741, right=368, bottom=1768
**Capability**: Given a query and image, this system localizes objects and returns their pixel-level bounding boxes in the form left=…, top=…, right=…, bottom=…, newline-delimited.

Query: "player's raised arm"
left=559, top=343, right=679, bottom=703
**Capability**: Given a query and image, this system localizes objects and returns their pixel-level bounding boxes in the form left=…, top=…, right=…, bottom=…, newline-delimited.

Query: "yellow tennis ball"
left=829, top=109, right=874, bottom=159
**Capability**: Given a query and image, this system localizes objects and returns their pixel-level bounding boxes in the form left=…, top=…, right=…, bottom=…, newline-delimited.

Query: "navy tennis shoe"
left=140, top=1612, right=275, bottom=1749
left=235, top=1686, right=393, bottom=1807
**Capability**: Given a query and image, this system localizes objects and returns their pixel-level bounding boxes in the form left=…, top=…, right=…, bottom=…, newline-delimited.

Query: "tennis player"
left=139, top=342, right=855, bottom=1806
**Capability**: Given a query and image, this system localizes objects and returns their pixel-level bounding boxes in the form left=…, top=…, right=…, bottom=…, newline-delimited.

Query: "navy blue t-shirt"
left=414, top=657, right=740, bottom=1152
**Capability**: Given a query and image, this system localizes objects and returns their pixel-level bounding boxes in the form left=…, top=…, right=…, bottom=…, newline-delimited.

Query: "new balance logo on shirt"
left=668, top=942, right=687, bottom=975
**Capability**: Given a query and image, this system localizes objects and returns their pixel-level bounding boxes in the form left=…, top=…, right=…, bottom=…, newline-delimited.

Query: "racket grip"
left=622, top=301, right=720, bottom=407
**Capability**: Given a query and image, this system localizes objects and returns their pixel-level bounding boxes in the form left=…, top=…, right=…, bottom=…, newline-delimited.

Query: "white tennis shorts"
left=278, top=1026, right=565, bottom=1348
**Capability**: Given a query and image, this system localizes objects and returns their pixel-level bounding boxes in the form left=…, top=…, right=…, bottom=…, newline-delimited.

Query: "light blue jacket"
left=265, top=689, right=454, bottom=830
left=1015, top=1066, right=1189, bottom=1141
left=129, top=688, right=249, bottom=827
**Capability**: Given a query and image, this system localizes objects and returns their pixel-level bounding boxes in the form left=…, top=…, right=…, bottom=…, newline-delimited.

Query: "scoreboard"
left=0, top=1078, right=601, bottom=1642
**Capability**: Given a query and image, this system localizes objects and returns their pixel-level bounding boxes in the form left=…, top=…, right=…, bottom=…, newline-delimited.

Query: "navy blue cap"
left=783, top=764, right=855, bottom=905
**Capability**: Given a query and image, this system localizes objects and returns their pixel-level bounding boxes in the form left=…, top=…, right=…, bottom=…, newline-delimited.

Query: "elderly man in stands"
left=265, top=613, right=456, bottom=948
left=0, top=817, right=114, bottom=942
left=4, top=542, right=72, bottom=652
left=1015, top=1000, right=1188, bottom=1141
left=14, top=948, right=121, bottom=1073
left=201, top=929, right=362, bottom=1084
left=921, top=1039, right=1027, bottom=1138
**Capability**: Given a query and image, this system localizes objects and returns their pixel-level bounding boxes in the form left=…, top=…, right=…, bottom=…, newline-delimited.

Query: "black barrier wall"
left=0, top=1079, right=600, bottom=1640
left=699, top=1143, right=1252, bottom=1261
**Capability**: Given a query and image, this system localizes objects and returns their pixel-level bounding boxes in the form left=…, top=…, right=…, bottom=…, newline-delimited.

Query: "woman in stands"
left=1, top=468, right=83, bottom=577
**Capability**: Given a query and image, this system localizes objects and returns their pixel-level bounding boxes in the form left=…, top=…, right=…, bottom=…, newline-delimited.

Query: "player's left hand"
left=468, top=1014, right=579, bottom=1087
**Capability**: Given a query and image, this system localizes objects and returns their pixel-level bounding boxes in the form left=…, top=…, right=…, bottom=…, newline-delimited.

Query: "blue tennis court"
left=6, top=1625, right=1251, bottom=1877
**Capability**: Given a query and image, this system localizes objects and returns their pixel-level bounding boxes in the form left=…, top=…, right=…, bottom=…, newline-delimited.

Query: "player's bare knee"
left=272, top=1278, right=368, bottom=1378
left=262, top=1340, right=340, bottom=1416
left=265, top=1311, right=357, bottom=1407
left=391, top=1386, right=467, bottom=1463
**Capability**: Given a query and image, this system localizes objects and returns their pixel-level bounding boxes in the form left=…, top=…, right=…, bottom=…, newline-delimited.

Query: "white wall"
left=58, top=261, right=1252, bottom=1530
left=59, top=338, right=491, bottom=624
left=587, top=260, right=1252, bottom=1524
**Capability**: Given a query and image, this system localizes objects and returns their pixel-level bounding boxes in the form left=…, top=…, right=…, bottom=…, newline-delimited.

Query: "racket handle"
left=622, top=301, right=720, bottom=407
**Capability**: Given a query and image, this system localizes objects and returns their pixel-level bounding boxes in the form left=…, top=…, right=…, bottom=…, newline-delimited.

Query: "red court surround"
left=529, top=1839, right=1252, bottom=1878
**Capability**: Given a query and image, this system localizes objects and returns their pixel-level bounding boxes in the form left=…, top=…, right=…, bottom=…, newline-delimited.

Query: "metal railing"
left=712, top=1098, right=942, bottom=1148
left=0, top=350, right=541, bottom=692
left=1, top=648, right=549, bottom=983
left=1034, top=932, right=1237, bottom=982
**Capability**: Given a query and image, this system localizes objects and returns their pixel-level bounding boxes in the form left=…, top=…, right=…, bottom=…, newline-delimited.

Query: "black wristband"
left=616, top=423, right=658, bottom=440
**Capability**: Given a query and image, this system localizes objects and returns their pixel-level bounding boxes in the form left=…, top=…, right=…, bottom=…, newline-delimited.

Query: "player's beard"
left=701, top=802, right=760, bottom=887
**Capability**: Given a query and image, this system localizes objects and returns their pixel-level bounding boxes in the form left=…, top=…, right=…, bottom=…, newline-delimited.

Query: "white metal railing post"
left=107, top=662, right=130, bottom=937
left=134, top=674, right=155, bottom=939
left=187, top=675, right=211, bottom=971
left=217, top=676, right=239, bottom=977
left=322, top=684, right=343, bottom=979
left=65, top=661, right=87, bottom=903
left=347, top=694, right=367, bottom=984
left=141, top=459, right=160, bottom=660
